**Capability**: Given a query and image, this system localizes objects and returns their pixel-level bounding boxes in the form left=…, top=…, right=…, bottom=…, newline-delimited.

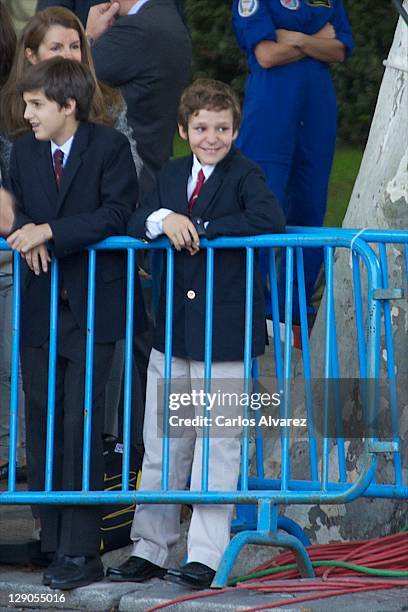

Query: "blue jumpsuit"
left=233, top=0, right=354, bottom=320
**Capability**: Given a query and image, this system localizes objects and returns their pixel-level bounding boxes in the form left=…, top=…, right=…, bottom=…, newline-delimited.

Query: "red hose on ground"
left=146, top=532, right=408, bottom=611
left=243, top=584, right=406, bottom=612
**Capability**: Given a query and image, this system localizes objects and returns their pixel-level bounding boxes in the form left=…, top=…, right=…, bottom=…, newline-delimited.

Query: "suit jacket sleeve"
left=205, top=167, right=286, bottom=239
left=49, top=137, right=137, bottom=257
left=92, top=20, right=147, bottom=86
left=127, top=186, right=161, bottom=239
left=9, top=145, right=35, bottom=230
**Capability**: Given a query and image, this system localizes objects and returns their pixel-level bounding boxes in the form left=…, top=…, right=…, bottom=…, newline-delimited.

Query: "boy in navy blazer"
left=107, top=79, right=285, bottom=588
left=7, top=58, right=146, bottom=590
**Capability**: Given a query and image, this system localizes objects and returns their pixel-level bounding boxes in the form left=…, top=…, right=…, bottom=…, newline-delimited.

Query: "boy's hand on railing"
left=162, top=213, right=200, bottom=256
left=7, top=223, right=53, bottom=254
left=25, top=245, right=51, bottom=276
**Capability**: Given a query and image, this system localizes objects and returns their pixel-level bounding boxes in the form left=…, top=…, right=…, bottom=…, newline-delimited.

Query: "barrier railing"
left=233, top=229, right=407, bottom=546
left=0, top=230, right=405, bottom=586
left=286, top=227, right=407, bottom=500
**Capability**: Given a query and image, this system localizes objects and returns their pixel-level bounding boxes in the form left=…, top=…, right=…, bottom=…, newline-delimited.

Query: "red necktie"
left=53, top=149, right=64, bottom=189
left=188, top=169, right=205, bottom=214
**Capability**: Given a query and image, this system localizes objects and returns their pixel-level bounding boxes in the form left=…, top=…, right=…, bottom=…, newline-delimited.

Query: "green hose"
left=228, top=560, right=408, bottom=586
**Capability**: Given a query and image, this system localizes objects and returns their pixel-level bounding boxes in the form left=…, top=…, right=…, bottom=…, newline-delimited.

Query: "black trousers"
left=21, top=302, right=114, bottom=556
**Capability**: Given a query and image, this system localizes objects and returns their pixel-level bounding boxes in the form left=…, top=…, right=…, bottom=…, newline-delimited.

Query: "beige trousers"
left=130, top=348, right=244, bottom=570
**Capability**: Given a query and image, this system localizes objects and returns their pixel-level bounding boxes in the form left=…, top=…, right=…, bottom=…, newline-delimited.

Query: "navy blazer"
left=10, top=122, right=147, bottom=347
left=128, top=148, right=285, bottom=361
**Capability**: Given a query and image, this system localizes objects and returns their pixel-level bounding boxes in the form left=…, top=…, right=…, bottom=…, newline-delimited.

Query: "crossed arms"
left=255, top=23, right=345, bottom=69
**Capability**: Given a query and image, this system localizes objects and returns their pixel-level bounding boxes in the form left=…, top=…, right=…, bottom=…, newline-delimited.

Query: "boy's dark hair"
left=17, top=57, right=95, bottom=122
left=178, top=79, right=241, bottom=133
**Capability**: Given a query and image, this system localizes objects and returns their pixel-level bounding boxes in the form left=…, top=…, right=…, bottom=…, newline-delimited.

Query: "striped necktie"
left=53, top=149, right=64, bottom=189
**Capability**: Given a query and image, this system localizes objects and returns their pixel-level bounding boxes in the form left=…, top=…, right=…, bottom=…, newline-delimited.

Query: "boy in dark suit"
left=107, top=79, right=285, bottom=588
left=7, top=57, right=146, bottom=590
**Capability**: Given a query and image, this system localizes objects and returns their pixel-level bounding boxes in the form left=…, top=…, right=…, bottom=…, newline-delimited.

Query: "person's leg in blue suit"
left=278, top=69, right=337, bottom=322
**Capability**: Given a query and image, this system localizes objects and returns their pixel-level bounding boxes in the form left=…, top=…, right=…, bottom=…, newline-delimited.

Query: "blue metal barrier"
left=234, top=228, right=407, bottom=539
left=288, top=227, right=407, bottom=501
left=0, top=230, right=406, bottom=587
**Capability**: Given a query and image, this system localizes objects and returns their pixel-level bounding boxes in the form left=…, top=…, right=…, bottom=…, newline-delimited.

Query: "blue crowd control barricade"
left=0, top=231, right=405, bottom=587
left=286, top=228, right=407, bottom=501
left=235, top=229, right=407, bottom=542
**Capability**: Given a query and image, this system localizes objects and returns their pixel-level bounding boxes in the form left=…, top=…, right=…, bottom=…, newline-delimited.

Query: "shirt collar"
left=128, top=0, right=150, bottom=15
left=191, top=154, right=216, bottom=183
left=50, top=136, right=74, bottom=166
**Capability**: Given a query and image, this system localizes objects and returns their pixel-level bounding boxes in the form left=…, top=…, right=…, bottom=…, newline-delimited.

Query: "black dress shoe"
left=166, top=562, right=215, bottom=589
left=49, top=556, right=104, bottom=590
left=43, top=552, right=65, bottom=586
left=107, top=556, right=166, bottom=582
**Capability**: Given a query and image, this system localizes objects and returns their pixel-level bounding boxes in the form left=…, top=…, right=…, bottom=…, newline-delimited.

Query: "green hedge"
left=184, top=0, right=397, bottom=146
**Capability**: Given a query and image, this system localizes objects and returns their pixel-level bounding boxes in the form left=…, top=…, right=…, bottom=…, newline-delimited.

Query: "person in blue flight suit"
left=233, top=0, right=354, bottom=322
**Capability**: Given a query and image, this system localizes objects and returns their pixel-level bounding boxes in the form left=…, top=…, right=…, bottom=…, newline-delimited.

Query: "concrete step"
left=0, top=568, right=407, bottom=611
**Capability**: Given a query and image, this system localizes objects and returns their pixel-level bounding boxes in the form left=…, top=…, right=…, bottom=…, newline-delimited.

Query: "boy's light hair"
left=178, top=79, right=241, bottom=132
left=17, top=57, right=95, bottom=122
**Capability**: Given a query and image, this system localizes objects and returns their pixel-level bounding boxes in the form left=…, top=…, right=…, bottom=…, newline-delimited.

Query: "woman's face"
left=26, top=25, right=82, bottom=64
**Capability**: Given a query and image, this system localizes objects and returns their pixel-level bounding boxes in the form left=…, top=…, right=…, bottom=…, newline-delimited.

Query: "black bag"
left=100, top=436, right=143, bottom=553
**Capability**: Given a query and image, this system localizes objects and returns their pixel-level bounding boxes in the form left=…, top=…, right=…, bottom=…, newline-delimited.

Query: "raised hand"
left=86, top=2, right=120, bottom=41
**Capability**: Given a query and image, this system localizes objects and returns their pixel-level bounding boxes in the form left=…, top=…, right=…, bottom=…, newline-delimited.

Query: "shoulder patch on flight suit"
left=280, top=0, right=301, bottom=10
left=238, top=0, right=259, bottom=17
left=306, top=0, right=332, bottom=7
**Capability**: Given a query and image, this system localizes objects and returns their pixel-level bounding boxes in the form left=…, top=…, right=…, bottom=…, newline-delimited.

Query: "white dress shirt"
left=50, top=136, right=74, bottom=168
left=145, top=155, right=215, bottom=239
left=128, top=0, right=151, bottom=16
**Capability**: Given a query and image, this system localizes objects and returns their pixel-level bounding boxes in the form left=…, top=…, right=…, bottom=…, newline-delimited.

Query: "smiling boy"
left=107, top=79, right=285, bottom=588
left=7, top=57, right=146, bottom=590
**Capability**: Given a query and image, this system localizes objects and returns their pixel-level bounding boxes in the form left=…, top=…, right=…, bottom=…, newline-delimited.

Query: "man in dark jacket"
left=86, top=0, right=192, bottom=196
left=37, top=0, right=186, bottom=31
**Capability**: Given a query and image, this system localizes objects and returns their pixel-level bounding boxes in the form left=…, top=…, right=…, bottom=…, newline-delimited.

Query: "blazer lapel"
left=171, top=156, right=192, bottom=214
left=191, top=171, right=222, bottom=218
left=35, top=142, right=58, bottom=208
left=56, top=122, right=90, bottom=213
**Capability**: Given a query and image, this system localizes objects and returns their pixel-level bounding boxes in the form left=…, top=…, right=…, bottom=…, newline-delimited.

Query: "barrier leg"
left=232, top=506, right=311, bottom=548
left=212, top=500, right=314, bottom=588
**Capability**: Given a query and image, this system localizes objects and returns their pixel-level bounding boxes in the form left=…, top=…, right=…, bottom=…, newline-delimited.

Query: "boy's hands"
left=162, top=213, right=200, bottom=256
left=25, top=245, right=51, bottom=275
left=7, top=223, right=53, bottom=255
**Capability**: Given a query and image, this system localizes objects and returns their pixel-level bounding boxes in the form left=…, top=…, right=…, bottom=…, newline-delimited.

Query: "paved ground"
left=0, top=567, right=407, bottom=611
left=1, top=504, right=407, bottom=611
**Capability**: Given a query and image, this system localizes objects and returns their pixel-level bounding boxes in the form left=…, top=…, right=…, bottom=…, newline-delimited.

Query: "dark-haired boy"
left=107, top=79, right=285, bottom=588
left=7, top=57, right=146, bottom=590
